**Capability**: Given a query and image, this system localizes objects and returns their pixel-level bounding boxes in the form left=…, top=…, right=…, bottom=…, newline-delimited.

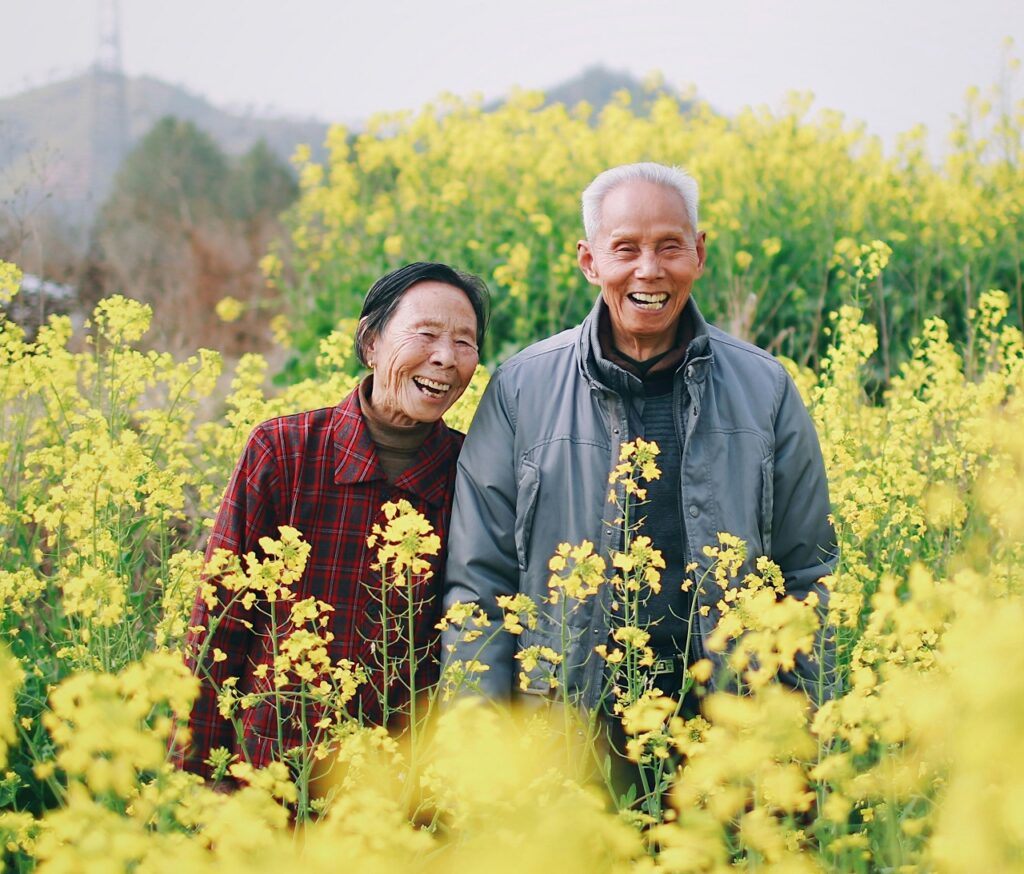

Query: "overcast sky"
left=3, top=0, right=1022, bottom=150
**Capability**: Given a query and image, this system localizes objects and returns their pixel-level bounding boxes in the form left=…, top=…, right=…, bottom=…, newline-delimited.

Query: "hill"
left=541, top=64, right=686, bottom=111
left=0, top=70, right=331, bottom=223
left=1, top=65, right=693, bottom=228
left=481, top=64, right=692, bottom=116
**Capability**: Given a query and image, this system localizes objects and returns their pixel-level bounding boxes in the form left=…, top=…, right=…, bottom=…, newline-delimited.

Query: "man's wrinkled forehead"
left=592, top=181, right=696, bottom=241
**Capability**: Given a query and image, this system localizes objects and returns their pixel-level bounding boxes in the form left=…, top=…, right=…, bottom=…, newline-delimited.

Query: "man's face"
left=577, top=180, right=706, bottom=360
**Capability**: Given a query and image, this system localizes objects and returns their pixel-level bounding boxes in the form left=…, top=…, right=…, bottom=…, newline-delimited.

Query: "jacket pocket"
left=760, top=455, right=774, bottom=556
left=514, top=459, right=540, bottom=573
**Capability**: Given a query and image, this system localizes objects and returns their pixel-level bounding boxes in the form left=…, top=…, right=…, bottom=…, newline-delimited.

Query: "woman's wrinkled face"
left=365, top=281, right=479, bottom=426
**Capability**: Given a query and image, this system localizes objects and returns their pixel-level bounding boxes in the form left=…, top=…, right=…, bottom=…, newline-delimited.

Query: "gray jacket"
left=442, top=296, right=836, bottom=708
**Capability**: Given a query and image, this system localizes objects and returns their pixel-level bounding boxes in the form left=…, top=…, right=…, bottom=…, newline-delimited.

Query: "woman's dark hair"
left=355, top=262, right=491, bottom=366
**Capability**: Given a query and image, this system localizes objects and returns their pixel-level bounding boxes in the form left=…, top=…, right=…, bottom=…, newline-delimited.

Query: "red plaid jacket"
left=179, top=387, right=463, bottom=778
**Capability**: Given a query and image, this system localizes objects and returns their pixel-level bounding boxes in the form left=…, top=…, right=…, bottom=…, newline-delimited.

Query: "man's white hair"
left=581, top=162, right=700, bottom=240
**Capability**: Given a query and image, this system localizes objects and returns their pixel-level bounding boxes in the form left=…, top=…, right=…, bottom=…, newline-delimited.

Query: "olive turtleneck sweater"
left=357, top=375, right=433, bottom=483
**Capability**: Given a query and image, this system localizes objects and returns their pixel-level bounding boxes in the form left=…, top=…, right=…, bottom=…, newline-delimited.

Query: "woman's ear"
left=359, top=318, right=376, bottom=367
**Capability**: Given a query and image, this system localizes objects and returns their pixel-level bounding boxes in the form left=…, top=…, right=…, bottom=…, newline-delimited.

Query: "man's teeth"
left=629, top=293, right=669, bottom=310
left=413, top=377, right=451, bottom=395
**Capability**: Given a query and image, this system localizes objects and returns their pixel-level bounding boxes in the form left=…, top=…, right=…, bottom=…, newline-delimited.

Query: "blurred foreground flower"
left=215, top=296, right=246, bottom=323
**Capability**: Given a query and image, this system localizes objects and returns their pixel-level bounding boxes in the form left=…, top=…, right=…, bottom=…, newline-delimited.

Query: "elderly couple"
left=181, top=162, right=836, bottom=779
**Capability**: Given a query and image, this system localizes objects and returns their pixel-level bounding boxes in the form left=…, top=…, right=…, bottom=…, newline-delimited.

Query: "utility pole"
left=89, top=0, right=129, bottom=206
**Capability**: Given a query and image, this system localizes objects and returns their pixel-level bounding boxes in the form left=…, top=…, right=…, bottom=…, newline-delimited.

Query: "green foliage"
left=89, top=118, right=300, bottom=353
left=102, top=118, right=297, bottom=231
left=226, top=140, right=300, bottom=222
left=107, top=117, right=230, bottom=224
left=273, top=81, right=1023, bottom=379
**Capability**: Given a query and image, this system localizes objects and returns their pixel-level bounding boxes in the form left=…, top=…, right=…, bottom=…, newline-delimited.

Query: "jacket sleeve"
left=177, top=426, right=279, bottom=777
left=771, top=370, right=838, bottom=701
left=441, top=373, right=520, bottom=699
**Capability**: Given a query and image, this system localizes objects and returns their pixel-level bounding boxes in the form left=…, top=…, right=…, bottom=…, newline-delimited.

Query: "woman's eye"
left=418, top=331, right=437, bottom=339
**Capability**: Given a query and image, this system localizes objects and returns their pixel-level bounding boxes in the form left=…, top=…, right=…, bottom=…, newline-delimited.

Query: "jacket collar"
left=578, top=295, right=713, bottom=392
left=329, top=388, right=460, bottom=508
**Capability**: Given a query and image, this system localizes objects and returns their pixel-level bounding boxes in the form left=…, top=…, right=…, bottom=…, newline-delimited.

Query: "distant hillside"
left=486, top=64, right=693, bottom=115
left=541, top=64, right=688, bottom=111
left=0, top=65, right=694, bottom=229
left=0, top=70, right=331, bottom=223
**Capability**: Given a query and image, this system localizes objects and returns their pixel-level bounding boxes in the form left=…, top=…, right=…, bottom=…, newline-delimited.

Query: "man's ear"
left=577, top=239, right=599, bottom=284
left=695, top=230, right=707, bottom=274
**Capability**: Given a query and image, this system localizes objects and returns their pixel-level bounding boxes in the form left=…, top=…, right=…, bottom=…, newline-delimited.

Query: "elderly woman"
left=181, top=262, right=489, bottom=780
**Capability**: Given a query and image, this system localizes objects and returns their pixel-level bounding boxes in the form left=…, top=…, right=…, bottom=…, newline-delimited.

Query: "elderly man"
left=442, top=162, right=835, bottom=713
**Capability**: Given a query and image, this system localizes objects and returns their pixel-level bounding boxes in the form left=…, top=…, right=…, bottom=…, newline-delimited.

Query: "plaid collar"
left=329, top=387, right=460, bottom=507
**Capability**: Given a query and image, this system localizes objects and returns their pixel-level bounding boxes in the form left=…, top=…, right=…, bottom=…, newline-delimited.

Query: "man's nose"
left=634, top=248, right=664, bottom=278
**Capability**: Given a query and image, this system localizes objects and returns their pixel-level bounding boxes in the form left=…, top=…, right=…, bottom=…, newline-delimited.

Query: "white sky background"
left=2, top=0, right=1023, bottom=151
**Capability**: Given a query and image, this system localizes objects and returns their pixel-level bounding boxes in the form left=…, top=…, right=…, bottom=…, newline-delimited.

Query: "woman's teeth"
left=413, top=376, right=451, bottom=396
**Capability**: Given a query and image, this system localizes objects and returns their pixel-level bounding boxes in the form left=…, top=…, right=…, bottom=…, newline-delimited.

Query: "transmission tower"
left=89, top=0, right=129, bottom=204
left=96, top=0, right=124, bottom=75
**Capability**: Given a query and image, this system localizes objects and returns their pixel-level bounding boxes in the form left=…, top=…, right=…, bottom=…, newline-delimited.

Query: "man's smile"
left=628, top=292, right=670, bottom=310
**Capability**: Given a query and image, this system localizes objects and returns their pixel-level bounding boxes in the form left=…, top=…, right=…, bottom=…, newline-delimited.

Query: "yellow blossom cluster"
left=272, top=74, right=1023, bottom=378
left=198, top=524, right=311, bottom=612
left=0, top=646, right=23, bottom=768
left=214, top=296, right=246, bottom=323
left=0, top=261, right=21, bottom=305
left=1, top=64, right=1024, bottom=867
left=41, top=652, right=197, bottom=797
left=433, top=285, right=1024, bottom=866
left=368, top=499, right=441, bottom=578
left=547, top=540, right=607, bottom=604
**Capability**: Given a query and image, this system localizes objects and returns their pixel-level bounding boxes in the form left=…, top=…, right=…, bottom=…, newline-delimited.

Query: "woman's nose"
left=429, top=336, right=456, bottom=367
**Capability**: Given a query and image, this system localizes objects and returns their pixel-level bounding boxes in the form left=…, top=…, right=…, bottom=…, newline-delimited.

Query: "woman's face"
left=366, top=281, right=479, bottom=426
